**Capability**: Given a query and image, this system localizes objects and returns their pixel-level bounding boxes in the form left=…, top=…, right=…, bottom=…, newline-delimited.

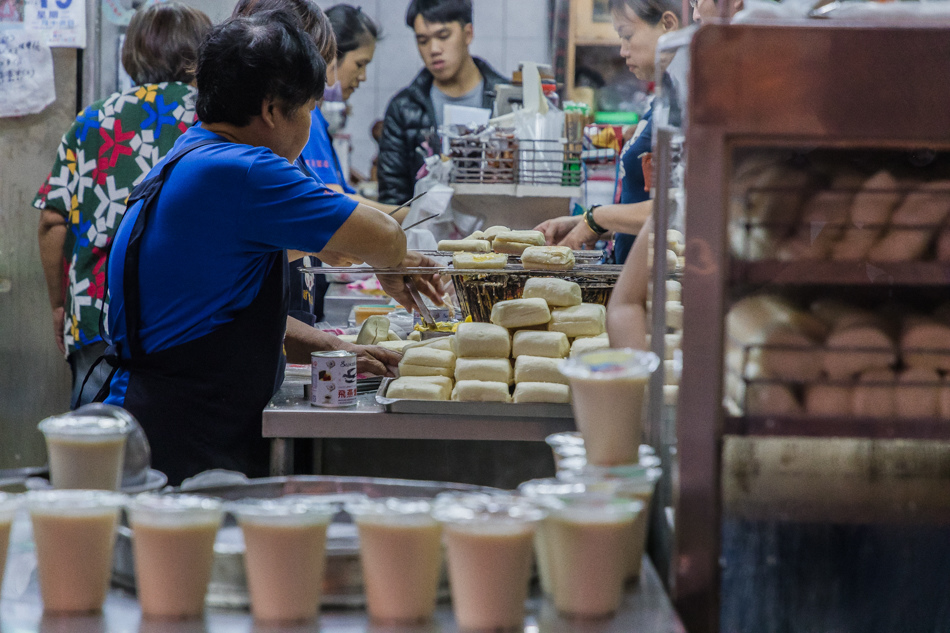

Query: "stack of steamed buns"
left=386, top=277, right=610, bottom=403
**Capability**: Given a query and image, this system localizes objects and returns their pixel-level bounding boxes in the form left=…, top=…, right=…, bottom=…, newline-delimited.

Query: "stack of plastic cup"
left=518, top=478, right=645, bottom=610
left=0, top=493, right=20, bottom=591
left=229, top=497, right=336, bottom=622
left=38, top=412, right=133, bottom=490
left=558, top=463, right=661, bottom=579
left=559, top=349, right=660, bottom=467
left=545, top=431, right=661, bottom=474
left=129, top=494, right=223, bottom=619
left=26, top=490, right=126, bottom=613
left=346, top=498, right=443, bottom=623
left=543, top=495, right=642, bottom=617
left=432, top=493, right=546, bottom=631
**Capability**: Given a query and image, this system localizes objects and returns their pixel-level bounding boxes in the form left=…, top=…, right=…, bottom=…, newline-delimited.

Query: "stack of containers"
left=491, top=277, right=610, bottom=404
left=554, top=347, right=663, bottom=581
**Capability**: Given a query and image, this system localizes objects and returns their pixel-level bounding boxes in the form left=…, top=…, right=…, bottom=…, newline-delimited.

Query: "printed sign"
left=0, top=29, right=55, bottom=117
left=24, top=0, right=84, bottom=47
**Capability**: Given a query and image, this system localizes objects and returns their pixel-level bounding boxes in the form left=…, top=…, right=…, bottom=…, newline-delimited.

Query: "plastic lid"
left=546, top=495, right=644, bottom=523
left=345, top=497, right=438, bottom=526
left=544, top=432, right=584, bottom=449
left=559, top=348, right=660, bottom=381
left=26, top=490, right=127, bottom=515
left=0, top=492, right=21, bottom=522
left=431, top=492, right=546, bottom=525
left=130, top=493, right=223, bottom=527
left=38, top=412, right=132, bottom=438
left=227, top=497, right=335, bottom=526
left=558, top=466, right=662, bottom=495
left=517, top=478, right=591, bottom=500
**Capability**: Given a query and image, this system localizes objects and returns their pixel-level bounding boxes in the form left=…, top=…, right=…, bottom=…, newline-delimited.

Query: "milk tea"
left=28, top=491, right=124, bottom=613
left=38, top=414, right=132, bottom=491
left=350, top=500, right=443, bottom=623
left=232, top=499, right=334, bottom=622
left=560, top=350, right=660, bottom=467
left=546, top=501, right=641, bottom=618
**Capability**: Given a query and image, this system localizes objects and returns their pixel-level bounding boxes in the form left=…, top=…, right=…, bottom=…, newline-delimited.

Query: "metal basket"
left=448, top=136, right=583, bottom=187
left=452, top=269, right=619, bottom=323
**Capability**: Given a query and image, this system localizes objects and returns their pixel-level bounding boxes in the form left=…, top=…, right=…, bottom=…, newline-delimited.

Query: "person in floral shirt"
left=36, top=2, right=211, bottom=408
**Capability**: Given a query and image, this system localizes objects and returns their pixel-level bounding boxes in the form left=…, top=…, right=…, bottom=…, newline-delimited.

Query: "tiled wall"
left=313, top=0, right=553, bottom=182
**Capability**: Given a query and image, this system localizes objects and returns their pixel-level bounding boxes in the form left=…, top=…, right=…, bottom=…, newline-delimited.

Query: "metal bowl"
left=112, top=475, right=499, bottom=609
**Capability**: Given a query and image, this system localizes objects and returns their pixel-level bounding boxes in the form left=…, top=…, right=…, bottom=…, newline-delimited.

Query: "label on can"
left=311, top=350, right=358, bottom=407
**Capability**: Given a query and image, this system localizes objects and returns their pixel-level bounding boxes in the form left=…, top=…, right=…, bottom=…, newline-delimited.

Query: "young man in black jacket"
left=378, top=0, right=506, bottom=205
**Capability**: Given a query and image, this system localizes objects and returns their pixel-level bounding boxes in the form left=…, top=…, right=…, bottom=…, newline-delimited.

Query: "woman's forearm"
left=592, top=200, right=652, bottom=236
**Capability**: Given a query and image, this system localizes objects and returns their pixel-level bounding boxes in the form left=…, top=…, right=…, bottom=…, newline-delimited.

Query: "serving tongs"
left=405, top=278, right=437, bottom=328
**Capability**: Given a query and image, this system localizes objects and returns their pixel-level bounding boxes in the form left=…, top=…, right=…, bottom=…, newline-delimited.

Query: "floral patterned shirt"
left=33, top=82, right=197, bottom=356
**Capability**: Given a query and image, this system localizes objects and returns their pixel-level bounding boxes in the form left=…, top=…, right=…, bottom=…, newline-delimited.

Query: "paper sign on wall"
left=24, top=0, right=84, bottom=47
left=0, top=29, right=55, bottom=117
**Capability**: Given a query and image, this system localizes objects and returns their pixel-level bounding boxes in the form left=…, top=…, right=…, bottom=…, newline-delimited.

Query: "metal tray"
left=376, top=377, right=574, bottom=419
left=112, top=475, right=497, bottom=609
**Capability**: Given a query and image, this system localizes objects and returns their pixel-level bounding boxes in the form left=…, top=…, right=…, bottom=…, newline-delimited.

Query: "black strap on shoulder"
left=123, top=138, right=223, bottom=359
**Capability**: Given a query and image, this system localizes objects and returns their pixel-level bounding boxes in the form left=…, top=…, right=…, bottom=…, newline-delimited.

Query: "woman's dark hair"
left=608, top=0, right=681, bottom=25
left=195, top=11, right=326, bottom=126
left=405, top=0, right=472, bottom=28
left=122, top=3, right=211, bottom=85
left=232, top=0, right=336, bottom=63
left=326, top=5, right=379, bottom=59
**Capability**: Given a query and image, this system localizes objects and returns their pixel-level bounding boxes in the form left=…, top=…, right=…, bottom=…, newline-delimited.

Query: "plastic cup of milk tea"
left=129, top=494, right=223, bottom=619
left=544, top=494, right=642, bottom=618
left=346, top=498, right=443, bottom=623
left=26, top=490, right=126, bottom=613
left=0, top=493, right=21, bottom=592
left=432, top=493, right=546, bottom=631
left=229, top=497, right=336, bottom=622
left=38, top=411, right=133, bottom=490
left=559, top=349, right=661, bottom=467
left=558, top=463, right=661, bottom=579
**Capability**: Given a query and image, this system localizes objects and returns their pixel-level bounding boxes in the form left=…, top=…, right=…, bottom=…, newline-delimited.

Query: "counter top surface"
left=263, top=388, right=575, bottom=442
left=1, top=515, right=684, bottom=633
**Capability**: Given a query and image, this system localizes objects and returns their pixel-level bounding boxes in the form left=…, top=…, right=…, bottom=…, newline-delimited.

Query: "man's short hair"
left=231, top=0, right=336, bottom=64
left=405, top=0, right=473, bottom=28
left=195, top=11, right=326, bottom=127
left=122, top=2, right=211, bottom=85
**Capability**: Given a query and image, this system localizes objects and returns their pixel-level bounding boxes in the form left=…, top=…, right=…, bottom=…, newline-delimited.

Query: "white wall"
left=313, top=0, right=552, bottom=181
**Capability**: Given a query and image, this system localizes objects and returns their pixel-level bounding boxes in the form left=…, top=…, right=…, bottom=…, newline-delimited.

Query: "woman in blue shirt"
left=534, top=0, right=682, bottom=264
left=102, top=12, right=442, bottom=484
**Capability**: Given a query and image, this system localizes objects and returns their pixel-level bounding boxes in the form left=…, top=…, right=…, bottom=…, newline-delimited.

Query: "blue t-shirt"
left=299, top=108, right=355, bottom=194
left=614, top=108, right=653, bottom=265
left=105, top=124, right=357, bottom=403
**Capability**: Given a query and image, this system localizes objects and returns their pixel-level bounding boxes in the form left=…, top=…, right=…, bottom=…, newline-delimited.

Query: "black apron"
left=101, top=137, right=289, bottom=486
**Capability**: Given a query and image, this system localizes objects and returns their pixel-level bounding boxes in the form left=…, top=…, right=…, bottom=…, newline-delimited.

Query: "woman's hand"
left=337, top=341, right=401, bottom=377
left=558, top=220, right=603, bottom=251
left=376, top=251, right=444, bottom=312
left=534, top=215, right=583, bottom=245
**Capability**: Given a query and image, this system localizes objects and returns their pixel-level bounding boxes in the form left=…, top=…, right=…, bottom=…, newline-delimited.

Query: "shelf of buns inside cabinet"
left=730, top=259, right=950, bottom=286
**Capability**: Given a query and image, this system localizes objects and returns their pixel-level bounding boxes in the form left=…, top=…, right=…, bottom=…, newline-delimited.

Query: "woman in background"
left=534, top=0, right=682, bottom=265
left=35, top=3, right=212, bottom=408
left=299, top=4, right=379, bottom=195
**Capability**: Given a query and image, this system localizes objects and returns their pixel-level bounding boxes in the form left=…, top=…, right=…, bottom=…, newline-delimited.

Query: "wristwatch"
left=583, top=205, right=607, bottom=236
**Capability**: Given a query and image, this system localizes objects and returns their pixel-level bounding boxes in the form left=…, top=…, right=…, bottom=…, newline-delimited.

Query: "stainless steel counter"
left=263, top=388, right=576, bottom=476
left=1, top=514, right=684, bottom=633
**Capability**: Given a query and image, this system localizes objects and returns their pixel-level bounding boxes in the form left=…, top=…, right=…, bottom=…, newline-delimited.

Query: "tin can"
left=311, top=350, right=358, bottom=407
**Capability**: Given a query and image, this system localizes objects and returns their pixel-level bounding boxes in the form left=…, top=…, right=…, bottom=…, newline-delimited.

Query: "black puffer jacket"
left=378, top=57, right=507, bottom=205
